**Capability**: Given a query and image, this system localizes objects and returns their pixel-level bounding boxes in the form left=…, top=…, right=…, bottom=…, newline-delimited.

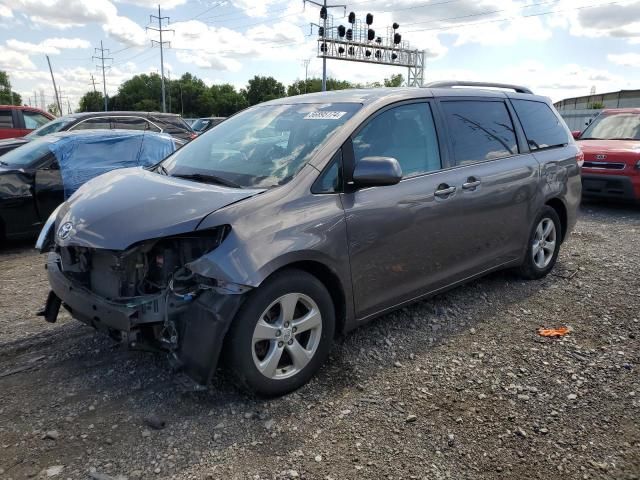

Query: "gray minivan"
left=38, top=82, right=582, bottom=396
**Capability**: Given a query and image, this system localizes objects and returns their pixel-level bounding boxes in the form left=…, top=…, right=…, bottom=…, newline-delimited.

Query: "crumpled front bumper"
left=45, top=252, right=246, bottom=384
left=46, top=253, right=139, bottom=332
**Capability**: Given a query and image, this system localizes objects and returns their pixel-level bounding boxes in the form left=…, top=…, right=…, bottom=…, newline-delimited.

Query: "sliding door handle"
left=462, top=180, right=481, bottom=190
left=434, top=185, right=456, bottom=198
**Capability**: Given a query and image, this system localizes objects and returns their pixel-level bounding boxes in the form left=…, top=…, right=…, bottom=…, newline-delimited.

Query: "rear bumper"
left=581, top=173, right=639, bottom=201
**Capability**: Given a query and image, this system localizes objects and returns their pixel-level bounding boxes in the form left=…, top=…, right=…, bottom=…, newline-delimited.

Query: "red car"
left=0, top=105, right=54, bottom=139
left=574, top=108, right=640, bottom=203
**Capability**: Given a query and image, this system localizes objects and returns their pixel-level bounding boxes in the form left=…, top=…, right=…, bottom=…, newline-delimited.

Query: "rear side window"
left=154, top=115, right=191, bottom=134
left=511, top=100, right=568, bottom=150
left=112, top=117, right=159, bottom=131
left=72, top=117, right=112, bottom=131
left=0, top=110, right=14, bottom=128
left=441, top=100, right=517, bottom=165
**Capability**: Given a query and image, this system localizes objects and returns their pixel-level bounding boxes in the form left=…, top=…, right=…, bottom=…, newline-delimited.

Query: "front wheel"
left=224, top=269, right=335, bottom=397
left=517, top=206, right=562, bottom=280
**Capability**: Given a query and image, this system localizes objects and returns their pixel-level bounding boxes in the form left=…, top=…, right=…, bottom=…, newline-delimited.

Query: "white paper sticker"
left=304, top=111, right=347, bottom=120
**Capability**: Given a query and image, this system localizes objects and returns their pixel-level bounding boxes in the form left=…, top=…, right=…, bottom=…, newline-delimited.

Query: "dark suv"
left=38, top=82, right=582, bottom=396
left=0, top=111, right=195, bottom=156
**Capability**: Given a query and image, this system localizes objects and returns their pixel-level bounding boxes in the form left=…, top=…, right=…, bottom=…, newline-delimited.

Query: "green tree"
left=383, top=74, right=404, bottom=87
left=0, top=71, right=22, bottom=105
left=110, top=73, right=163, bottom=112
left=77, top=91, right=105, bottom=112
left=287, top=77, right=354, bottom=96
left=210, top=83, right=248, bottom=116
left=168, top=72, right=211, bottom=117
left=244, top=76, right=285, bottom=106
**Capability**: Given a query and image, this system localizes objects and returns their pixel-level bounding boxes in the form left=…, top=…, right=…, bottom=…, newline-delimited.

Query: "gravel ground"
left=0, top=202, right=638, bottom=480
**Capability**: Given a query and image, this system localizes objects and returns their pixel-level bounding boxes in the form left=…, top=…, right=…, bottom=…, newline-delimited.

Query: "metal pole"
left=322, top=0, right=327, bottom=92
left=100, top=41, right=108, bottom=111
left=46, top=55, right=62, bottom=115
left=159, top=5, right=167, bottom=113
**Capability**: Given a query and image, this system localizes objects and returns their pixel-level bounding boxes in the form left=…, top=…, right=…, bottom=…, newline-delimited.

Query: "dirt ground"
left=0, top=202, right=638, bottom=480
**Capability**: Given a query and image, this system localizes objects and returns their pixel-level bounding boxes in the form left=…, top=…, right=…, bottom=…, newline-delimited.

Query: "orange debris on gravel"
left=537, top=326, right=571, bottom=337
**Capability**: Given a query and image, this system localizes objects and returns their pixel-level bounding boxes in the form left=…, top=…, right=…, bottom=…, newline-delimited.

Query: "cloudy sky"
left=0, top=0, right=638, bottom=111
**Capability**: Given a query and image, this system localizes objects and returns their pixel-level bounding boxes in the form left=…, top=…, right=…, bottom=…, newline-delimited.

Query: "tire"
left=224, top=269, right=335, bottom=397
left=517, top=206, right=562, bottom=280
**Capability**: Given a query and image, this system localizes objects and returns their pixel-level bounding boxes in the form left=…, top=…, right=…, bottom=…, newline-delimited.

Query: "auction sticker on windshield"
left=304, top=111, right=347, bottom=120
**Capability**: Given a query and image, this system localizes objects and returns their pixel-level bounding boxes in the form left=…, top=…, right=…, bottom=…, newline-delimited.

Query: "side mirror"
left=571, top=131, right=582, bottom=140
left=352, top=156, right=402, bottom=188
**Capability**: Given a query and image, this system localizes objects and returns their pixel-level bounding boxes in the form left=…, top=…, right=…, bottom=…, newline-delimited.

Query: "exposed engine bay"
left=43, top=226, right=249, bottom=384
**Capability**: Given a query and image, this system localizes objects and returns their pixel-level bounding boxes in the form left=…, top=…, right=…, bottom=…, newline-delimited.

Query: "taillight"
left=576, top=150, right=584, bottom=168
left=189, top=132, right=198, bottom=140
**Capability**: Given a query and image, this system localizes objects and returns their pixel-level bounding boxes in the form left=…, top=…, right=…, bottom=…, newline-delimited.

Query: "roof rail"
left=424, top=81, right=533, bottom=94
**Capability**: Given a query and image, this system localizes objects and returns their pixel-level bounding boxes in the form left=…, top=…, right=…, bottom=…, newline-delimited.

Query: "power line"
left=147, top=5, right=174, bottom=113
left=93, top=40, right=112, bottom=111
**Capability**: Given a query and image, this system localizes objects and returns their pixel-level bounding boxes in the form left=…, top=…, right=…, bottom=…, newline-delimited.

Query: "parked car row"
left=0, top=130, right=178, bottom=240
left=34, top=83, right=582, bottom=397
left=0, top=110, right=196, bottom=156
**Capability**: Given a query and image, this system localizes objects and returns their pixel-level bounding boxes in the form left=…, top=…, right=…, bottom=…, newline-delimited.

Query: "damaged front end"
left=42, top=226, right=250, bottom=385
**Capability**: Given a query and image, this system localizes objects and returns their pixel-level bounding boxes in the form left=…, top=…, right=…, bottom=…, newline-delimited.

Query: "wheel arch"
left=265, top=260, right=348, bottom=338
left=545, top=197, right=568, bottom=242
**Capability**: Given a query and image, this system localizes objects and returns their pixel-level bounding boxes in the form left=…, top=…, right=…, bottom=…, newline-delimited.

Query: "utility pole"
left=93, top=41, right=112, bottom=111
left=89, top=74, right=97, bottom=92
left=304, top=0, right=346, bottom=91
left=302, top=59, right=310, bottom=93
left=147, top=5, right=173, bottom=113
left=167, top=70, right=171, bottom=113
left=46, top=55, right=62, bottom=116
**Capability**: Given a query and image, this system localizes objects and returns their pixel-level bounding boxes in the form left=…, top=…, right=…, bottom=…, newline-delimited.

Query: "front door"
left=342, top=101, right=472, bottom=319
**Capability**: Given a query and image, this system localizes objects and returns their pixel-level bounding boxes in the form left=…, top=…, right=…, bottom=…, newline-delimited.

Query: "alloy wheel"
left=532, top=218, right=557, bottom=269
left=251, top=293, right=323, bottom=380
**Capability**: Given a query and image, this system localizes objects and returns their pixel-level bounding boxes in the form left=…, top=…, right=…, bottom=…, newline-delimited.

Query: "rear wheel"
left=517, top=206, right=561, bottom=280
left=225, top=269, right=335, bottom=397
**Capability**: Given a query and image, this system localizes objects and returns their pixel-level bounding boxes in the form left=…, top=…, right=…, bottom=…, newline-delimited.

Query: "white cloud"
left=104, top=15, right=148, bottom=46
left=114, top=0, right=187, bottom=8
left=232, top=0, right=280, bottom=18
left=608, top=52, right=640, bottom=68
left=169, top=19, right=315, bottom=72
left=6, top=37, right=90, bottom=55
left=5, top=0, right=148, bottom=46
left=425, top=60, right=630, bottom=102
left=0, top=4, right=12, bottom=17
left=550, top=0, right=640, bottom=44
left=0, top=46, right=36, bottom=70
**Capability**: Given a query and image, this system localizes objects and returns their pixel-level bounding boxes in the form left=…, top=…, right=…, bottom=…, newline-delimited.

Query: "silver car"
left=38, top=82, right=582, bottom=396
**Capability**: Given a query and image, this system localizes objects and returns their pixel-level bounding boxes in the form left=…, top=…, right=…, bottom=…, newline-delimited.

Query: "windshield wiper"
left=609, top=137, right=638, bottom=141
left=172, top=173, right=243, bottom=189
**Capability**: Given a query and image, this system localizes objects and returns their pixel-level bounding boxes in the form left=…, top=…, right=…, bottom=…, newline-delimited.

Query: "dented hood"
left=56, top=168, right=263, bottom=250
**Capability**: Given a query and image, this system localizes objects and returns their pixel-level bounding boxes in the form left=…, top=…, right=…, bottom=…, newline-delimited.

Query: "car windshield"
left=581, top=112, right=640, bottom=140
left=26, top=116, right=76, bottom=138
left=161, top=102, right=361, bottom=188
left=0, top=136, right=57, bottom=168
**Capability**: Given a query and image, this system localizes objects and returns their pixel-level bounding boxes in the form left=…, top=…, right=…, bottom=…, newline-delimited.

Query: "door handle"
left=462, top=179, right=481, bottom=190
left=434, top=185, right=456, bottom=198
